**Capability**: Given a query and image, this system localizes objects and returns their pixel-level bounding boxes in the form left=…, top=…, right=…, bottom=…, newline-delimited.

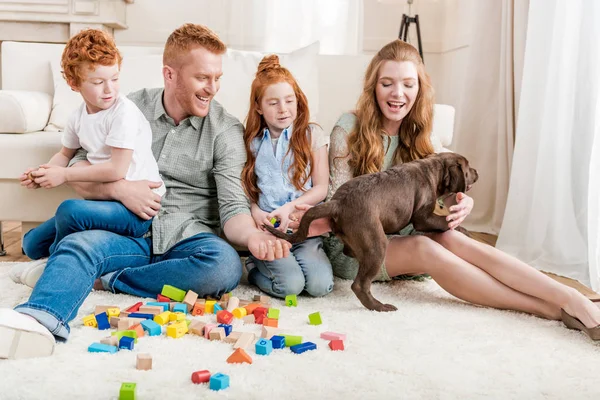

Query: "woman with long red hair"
left=241, top=55, right=333, bottom=299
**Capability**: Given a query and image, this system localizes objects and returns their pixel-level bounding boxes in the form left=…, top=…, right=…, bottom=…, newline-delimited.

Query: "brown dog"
left=264, top=152, right=478, bottom=312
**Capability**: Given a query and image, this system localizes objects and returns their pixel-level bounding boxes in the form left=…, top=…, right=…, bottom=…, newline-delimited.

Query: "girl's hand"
left=267, top=202, right=296, bottom=232
left=447, top=192, right=474, bottom=229
left=20, top=167, right=40, bottom=189
left=289, top=203, right=332, bottom=236
left=34, top=164, right=68, bottom=188
left=251, top=206, right=272, bottom=231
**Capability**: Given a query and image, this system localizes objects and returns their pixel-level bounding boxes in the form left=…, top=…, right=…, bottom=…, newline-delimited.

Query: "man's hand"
left=446, top=192, right=474, bottom=229
left=35, top=164, right=68, bottom=188
left=115, top=180, right=163, bottom=220
left=247, top=231, right=291, bottom=261
left=288, top=203, right=332, bottom=237
left=20, top=167, right=41, bottom=189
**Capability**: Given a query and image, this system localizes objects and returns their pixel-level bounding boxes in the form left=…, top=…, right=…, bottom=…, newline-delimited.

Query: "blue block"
left=119, top=336, right=135, bottom=350
left=209, top=373, right=229, bottom=391
left=270, top=335, right=286, bottom=349
left=140, top=319, right=162, bottom=336
left=88, top=342, right=117, bottom=354
left=95, top=312, right=110, bottom=330
left=218, top=324, right=232, bottom=336
left=127, top=313, right=154, bottom=320
left=290, top=341, right=317, bottom=354
left=145, top=302, right=170, bottom=312
left=172, top=303, right=187, bottom=314
left=213, top=303, right=223, bottom=313
left=255, top=338, right=273, bottom=355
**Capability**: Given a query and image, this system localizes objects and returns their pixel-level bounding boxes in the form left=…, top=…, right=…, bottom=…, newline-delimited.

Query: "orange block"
left=131, top=323, right=145, bottom=338
left=244, top=303, right=261, bottom=314
left=226, top=348, right=253, bottom=364
left=263, top=318, right=278, bottom=328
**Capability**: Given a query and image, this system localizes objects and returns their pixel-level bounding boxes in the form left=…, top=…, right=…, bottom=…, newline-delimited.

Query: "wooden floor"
left=1, top=221, right=598, bottom=299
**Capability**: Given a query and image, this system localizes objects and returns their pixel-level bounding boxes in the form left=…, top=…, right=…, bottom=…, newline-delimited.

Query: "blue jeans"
left=247, top=236, right=333, bottom=299
left=15, top=231, right=242, bottom=341
left=22, top=199, right=152, bottom=259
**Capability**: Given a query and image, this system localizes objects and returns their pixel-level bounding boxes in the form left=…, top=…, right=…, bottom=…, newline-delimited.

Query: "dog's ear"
left=443, top=163, right=467, bottom=193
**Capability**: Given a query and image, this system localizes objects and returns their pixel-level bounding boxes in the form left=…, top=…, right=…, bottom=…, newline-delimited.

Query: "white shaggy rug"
left=1, top=262, right=600, bottom=400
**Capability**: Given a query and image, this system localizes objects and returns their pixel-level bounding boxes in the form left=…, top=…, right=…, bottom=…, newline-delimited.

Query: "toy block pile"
left=83, top=285, right=346, bottom=398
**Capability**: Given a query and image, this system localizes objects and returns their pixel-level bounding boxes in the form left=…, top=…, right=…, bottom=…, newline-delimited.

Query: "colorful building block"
left=88, top=342, right=117, bottom=354
left=189, top=320, right=206, bottom=336
left=226, top=296, right=239, bottom=312
left=243, top=303, right=260, bottom=314
left=127, top=313, right=154, bottom=320
left=166, top=321, right=188, bottom=338
left=255, top=338, right=273, bottom=355
left=119, top=336, right=135, bottom=350
left=205, top=300, right=217, bottom=314
left=125, top=302, right=143, bottom=313
left=267, top=308, right=280, bottom=319
left=263, top=318, right=278, bottom=328
left=320, top=331, right=347, bottom=341
left=209, top=373, right=230, bottom=391
left=161, top=284, right=186, bottom=302
left=100, top=336, right=119, bottom=347
left=136, top=353, right=152, bottom=370
left=218, top=323, right=232, bottom=336
left=111, top=330, right=138, bottom=343
left=95, top=312, right=110, bottom=330
left=224, top=331, right=242, bottom=344
left=233, top=332, right=255, bottom=349
left=213, top=303, right=223, bottom=313
left=282, top=335, right=302, bottom=347
left=285, top=294, right=298, bottom=307
left=106, top=307, right=120, bottom=319
left=145, top=302, right=170, bottom=312
left=191, top=370, right=211, bottom=384
left=308, top=312, right=322, bottom=325
left=216, top=310, right=234, bottom=325
left=191, top=302, right=205, bottom=316
left=95, top=305, right=118, bottom=315
left=157, top=294, right=171, bottom=302
left=242, top=314, right=255, bottom=324
left=204, top=323, right=217, bottom=339
left=130, top=323, right=145, bottom=338
left=140, top=320, right=161, bottom=336
left=270, top=335, right=286, bottom=349
left=253, top=295, right=271, bottom=303
left=82, top=314, right=97, bottom=328
left=232, top=307, right=247, bottom=319
left=172, top=303, right=188, bottom=314
left=138, top=305, right=164, bottom=315
left=226, top=348, right=252, bottom=364
left=209, top=327, right=226, bottom=341
left=169, top=312, right=186, bottom=322
left=261, top=326, right=279, bottom=339
left=183, top=290, right=199, bottom=310
left=329, top=339, right=345, bottom=351
left=290, top=341, right=317, bottom=354
left=119, top=383, right=136, bottom=400
left=154, top=311, right=171, bottom=325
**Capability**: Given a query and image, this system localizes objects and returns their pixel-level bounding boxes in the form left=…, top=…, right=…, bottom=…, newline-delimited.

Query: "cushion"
left=0, top=90, right=52, bottom=133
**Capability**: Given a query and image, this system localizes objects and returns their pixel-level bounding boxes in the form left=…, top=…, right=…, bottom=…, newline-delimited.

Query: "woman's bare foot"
left=562, top=289, right=600, bottom=328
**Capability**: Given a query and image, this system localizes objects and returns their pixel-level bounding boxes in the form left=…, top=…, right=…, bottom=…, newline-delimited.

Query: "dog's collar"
left=433, top=193, right=454, bottom=217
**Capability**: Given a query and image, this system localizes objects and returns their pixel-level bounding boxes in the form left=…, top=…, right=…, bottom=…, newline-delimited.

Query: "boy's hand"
left=267, top=202, right=296, bottom=233
left=251, top=206, right=271, bottom=231
left=20, top=167, right=41, bottom=189
left=35, top=164, right=67, bottom=188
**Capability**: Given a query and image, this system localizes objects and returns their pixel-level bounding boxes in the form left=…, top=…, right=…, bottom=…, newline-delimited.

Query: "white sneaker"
left=0, top=309, right=55, bottom=359
left=20, top=259, right=48, bottom=288
left=9, top=262, right=31, bottom=284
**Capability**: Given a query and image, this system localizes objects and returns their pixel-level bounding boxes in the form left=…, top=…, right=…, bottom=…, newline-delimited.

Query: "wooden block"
left=220, top=292, right=231, bottom=303
left=154, top=311, right=171, bottom=325
left=224, top=331, right=242, bottom=344
left=261, top=326, right=279, bottom=339
left=209, top=327, right=226, bottom=341
left=138, top=306, right=163, bottom=315
left=191, top=302, right=205, bottom=316
left=109, top=317, right=121, bottom=328
left=242, top=314, right=256, bottom=325
left=82, top=314, right=97, bottom=328
left=120, top=311, right=131, bottom=318
left=263, top=318, right=278, bottom=328
left=183, top=290, right=199, bottom=310
left=320, top=331, right=347, bottom=341
left=161, top=284, right=186, bottom=302
left=204, top=323, right=217, bottom=339
left=94, top=305, right=118, bottom=315
left=232, top=307, right=247, bottom=319
left=329, top=339, right=345, bottom=351
left=233, top=332, right=255, bottom=349
left=238, top=299, right=250, bottom=307
left=226, top=296, right=240, bottom=312
left=136, top=353, right=152, bottom=370
left=131, top=323, right=145, bottom=338
left=100, top=336, right=119, bottom=346
left=205, top=300, right=217, bottom=314
left=118, top=318, right=132, bottom=331
left=253, top=295, right=271, bottom=303
left=226, top=348, right=252, bottom=364
left=166, top=321, right=188, bottom=338
left=244, top=303, right=260, bottom=314
left=189, top=320, right=206, bottom=336
left=125, top=302, right=143, bottom=313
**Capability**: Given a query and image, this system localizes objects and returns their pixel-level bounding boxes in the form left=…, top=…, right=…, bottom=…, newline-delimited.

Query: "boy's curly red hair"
left=61, top=29, right=122, bottom=88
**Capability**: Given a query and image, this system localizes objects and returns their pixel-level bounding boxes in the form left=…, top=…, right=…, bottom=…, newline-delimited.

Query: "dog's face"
left=439, top=153, right=478, bottom=194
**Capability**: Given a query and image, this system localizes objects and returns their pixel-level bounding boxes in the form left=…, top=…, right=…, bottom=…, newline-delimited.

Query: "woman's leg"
left=432, top=230, right=600, bottom=328
left=384, top=235, right=561, bottom=320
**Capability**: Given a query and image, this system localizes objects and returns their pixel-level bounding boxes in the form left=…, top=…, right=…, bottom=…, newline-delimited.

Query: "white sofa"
left=0, top=40, right=455, bottom=255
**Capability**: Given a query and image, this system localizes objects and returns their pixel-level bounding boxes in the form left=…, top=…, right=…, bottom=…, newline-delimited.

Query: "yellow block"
left=106, top=307, right=120, bottom=319
left=205, top=300, right=216, bottom=314
left=154, top=311, right=171, bottom=325
left=166, top=321, right=188, bottom=338
left=232, top=307, right=248, bottom=319
left=82, top=314, right=97, bottom=328
left=169, top=312, right=186, bottom=322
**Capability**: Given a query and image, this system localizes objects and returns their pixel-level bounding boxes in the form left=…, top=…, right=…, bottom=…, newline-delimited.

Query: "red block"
left=253, top=307, right=268, bottom=317
left=191, top=370, right=211, bottom=384
left=125, top=302, right=143, bottom=313
left=329, top=339, right=344, bottom=351
left=254, top=313, right=266, bottom=325
left=216, top=310, right=234, bottom=325
left=157, top=294, right=171, bottom=302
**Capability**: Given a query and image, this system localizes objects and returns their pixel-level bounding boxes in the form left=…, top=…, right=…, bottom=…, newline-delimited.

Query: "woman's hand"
left=446, top=192, right=474, bottom=229
left=267, top=202, right=297, bottom=232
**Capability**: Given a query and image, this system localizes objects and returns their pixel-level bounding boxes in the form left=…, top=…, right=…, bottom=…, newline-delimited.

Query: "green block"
left=285, top=294, right=298, bottom=307
left=283, top=335, right=302, bottom=347
left=267, top=308, right=280, bottom=320
left=119, top=382, right=136, bottom=400
left=185, top=319, right=192, bottom=327
left=308, top=312, right=322, bottom=325
left=161, top=284, right=186, bottom=302
left=111, top=330, right=138, bottom=343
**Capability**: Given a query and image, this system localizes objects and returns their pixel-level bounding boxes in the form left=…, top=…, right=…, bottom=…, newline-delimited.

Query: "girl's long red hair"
left=241, top=55, right=312, bottom=204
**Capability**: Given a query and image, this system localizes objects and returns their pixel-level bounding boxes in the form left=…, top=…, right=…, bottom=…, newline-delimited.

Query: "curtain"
left=451, top=0, right=528, bottom=234
left=497, top=0, right=600, bottom=289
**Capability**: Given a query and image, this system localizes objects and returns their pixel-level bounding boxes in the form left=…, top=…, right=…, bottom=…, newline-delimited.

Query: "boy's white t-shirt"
left=62, top=95, right=165, bottom=195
